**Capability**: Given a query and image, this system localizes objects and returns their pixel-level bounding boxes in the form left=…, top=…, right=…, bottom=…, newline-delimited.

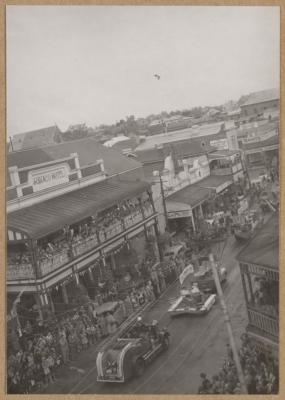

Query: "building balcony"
left=38, top=249, right=70, bottom=276
left=7, top=207, right=156, bottom=281
left=7, top=263, right=35, bottom=280
left=247, top=307, right=278, bottom=339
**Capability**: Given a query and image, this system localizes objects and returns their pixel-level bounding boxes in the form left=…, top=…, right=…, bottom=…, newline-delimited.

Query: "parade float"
left=232, top=209, right=264, bottom=242
left=96, top=317, right=170, bottom=383
left=168, top=263, right=218, bottom=317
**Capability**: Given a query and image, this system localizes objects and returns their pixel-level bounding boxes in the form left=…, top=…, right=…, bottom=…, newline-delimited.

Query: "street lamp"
left=153, top=170, right=169, bottom=231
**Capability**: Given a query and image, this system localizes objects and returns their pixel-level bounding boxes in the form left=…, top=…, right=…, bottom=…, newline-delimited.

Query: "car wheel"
left=162, top=336, right=170, bottom=351
left=134, top=357, right=145, bottom=377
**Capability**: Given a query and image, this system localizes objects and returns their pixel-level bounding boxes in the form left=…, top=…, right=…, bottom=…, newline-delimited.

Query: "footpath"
left=40, top=281, right=178, bottom=394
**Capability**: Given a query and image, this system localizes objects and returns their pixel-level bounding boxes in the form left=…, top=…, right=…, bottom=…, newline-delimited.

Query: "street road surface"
left=70, top=235, right=248, bottom=394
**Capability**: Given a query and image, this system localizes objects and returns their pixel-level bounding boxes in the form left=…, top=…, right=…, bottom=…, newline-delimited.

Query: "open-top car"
left=96, top=318, right=170, bottom=383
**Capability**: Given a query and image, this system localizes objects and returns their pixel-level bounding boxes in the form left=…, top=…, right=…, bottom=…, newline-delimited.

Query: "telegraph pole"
left=159, top=173, right=169, bottom=231
left=209, top=253, right=248, bottom=394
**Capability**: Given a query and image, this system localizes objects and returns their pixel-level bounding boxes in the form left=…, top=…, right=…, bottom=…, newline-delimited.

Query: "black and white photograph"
left=6, top=5, right=280, bottom=395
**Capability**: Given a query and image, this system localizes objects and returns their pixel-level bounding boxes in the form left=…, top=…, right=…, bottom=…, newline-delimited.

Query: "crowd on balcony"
left=198, top=333, right=278, bottom=394
left=8, top=194, right=154, bottom=278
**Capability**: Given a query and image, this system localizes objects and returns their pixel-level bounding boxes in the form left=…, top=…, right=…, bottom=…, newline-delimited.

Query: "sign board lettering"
left=29, top=164, right=69, bottom=192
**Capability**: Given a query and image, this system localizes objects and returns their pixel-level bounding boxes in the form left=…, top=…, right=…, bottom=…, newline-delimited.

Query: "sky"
left=6, top=6, right=280, bottom=136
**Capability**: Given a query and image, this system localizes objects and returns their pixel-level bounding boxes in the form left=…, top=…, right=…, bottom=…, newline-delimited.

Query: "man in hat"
left=199, top=372, right=212, bottom=393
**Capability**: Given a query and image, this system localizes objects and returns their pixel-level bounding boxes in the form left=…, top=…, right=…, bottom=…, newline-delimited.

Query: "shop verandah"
left=166, top=175, right=245, bottom=236
left=7, top=178, right=161, bottom=319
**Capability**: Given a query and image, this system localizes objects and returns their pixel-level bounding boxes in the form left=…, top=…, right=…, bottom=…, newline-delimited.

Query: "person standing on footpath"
left=58, top=332, right=70, bottom=365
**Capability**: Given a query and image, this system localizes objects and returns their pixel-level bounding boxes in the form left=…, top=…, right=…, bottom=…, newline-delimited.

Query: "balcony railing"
left=248, top=308, right=278, bottom=338
left=38, top=249, right=70, bottom=276
left=7, top=263, right=35, bottom=280
left=8, top=207, right=156, bottom=280
left=98, top=221, right=123, bottom=242
left=143, top=205, right=154, bottom=217
left=124, top=210, right=143, bottom=228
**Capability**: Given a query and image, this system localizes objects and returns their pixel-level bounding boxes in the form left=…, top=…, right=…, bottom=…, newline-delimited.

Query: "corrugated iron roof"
left=7, top=179, right=150, bottom=239
left=195, top=175, right=233, bottom=189
left=7, top=138, right=142, bottom=177
left=166, top=184, right=212, bottom=208
left=241, top=88, right=279, bottom=107
left=242, top=135, right=278, bottom=151
left=236, top=215, right=279, bottom=269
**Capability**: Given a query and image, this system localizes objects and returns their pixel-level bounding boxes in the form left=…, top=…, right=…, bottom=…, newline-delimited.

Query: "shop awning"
left=166, top=201, right=193, bottom=219
left=236, top=215, right=278, bottom=270
left=166, top=184, right=212, bottom=211
left=7, top=179, right=150, bottom=239
left=195, top=175, right=233, bottom=194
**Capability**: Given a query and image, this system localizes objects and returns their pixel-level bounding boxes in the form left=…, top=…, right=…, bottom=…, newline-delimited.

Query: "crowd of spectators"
left=198, top=334, right=278, bottom=394
left=7, top=248, right=182, bottom=394
left=8, top=196, right=154, bottom=277
left=7, top=287, right=153, bottom=394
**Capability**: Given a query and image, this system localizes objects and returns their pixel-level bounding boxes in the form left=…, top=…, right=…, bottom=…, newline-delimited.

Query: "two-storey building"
left=236, top=215, right=279, bottom=357
left=7, top=138, right=160, bottom=318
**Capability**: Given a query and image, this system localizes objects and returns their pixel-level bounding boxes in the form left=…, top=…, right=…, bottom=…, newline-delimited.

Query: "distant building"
left=240, top=88, right=279, bottom=117
left=9, top=125, right=62, bottom=152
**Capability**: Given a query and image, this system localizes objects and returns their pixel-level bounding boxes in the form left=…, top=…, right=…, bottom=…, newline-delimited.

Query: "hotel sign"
left=29, top=164, right=69, bottom=192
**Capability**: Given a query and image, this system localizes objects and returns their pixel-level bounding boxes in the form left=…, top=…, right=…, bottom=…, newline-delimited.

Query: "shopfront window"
left=244, top=270, right=278, bottom=318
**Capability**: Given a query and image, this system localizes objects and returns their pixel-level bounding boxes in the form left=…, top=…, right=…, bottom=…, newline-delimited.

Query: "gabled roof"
left=241, top=88, right=279, bottom=107
left=10, top=125, right=62, bottom=151
left=236, top=215, right=279, bottom=270
left=7, top=179, right=150, bottom=239
left=7, top=138, right=142, bottom=177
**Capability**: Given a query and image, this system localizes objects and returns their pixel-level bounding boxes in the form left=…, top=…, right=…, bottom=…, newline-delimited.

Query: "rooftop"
left=135, top=121, right=234, bottom=151
left=7, top=178, right=149, bottom=239
left=236, top=215, right=279, bottom=269
left=9, top=125, right=62, bottom=151
left=208, top=149, right=240, bottom=158
left=241, top=134, right=278, bottom=151
left=7, top=138, right=142, bottom=178
left=166, top=184, right=212, bottom=208
left=136, top=138, right=216, bottom=164
left=241, top=88, right=279, bottom=107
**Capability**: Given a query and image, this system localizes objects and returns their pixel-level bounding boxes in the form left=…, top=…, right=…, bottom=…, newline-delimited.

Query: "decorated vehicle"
left=168, top=263, right=217, bottom=317
left=233, top=210, right=264, bottom=242
left=96, top=318, right=170, bottom=383
left=181, top=257, right=227, bottom=293
left=168, top=285, right=216, bottom=317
